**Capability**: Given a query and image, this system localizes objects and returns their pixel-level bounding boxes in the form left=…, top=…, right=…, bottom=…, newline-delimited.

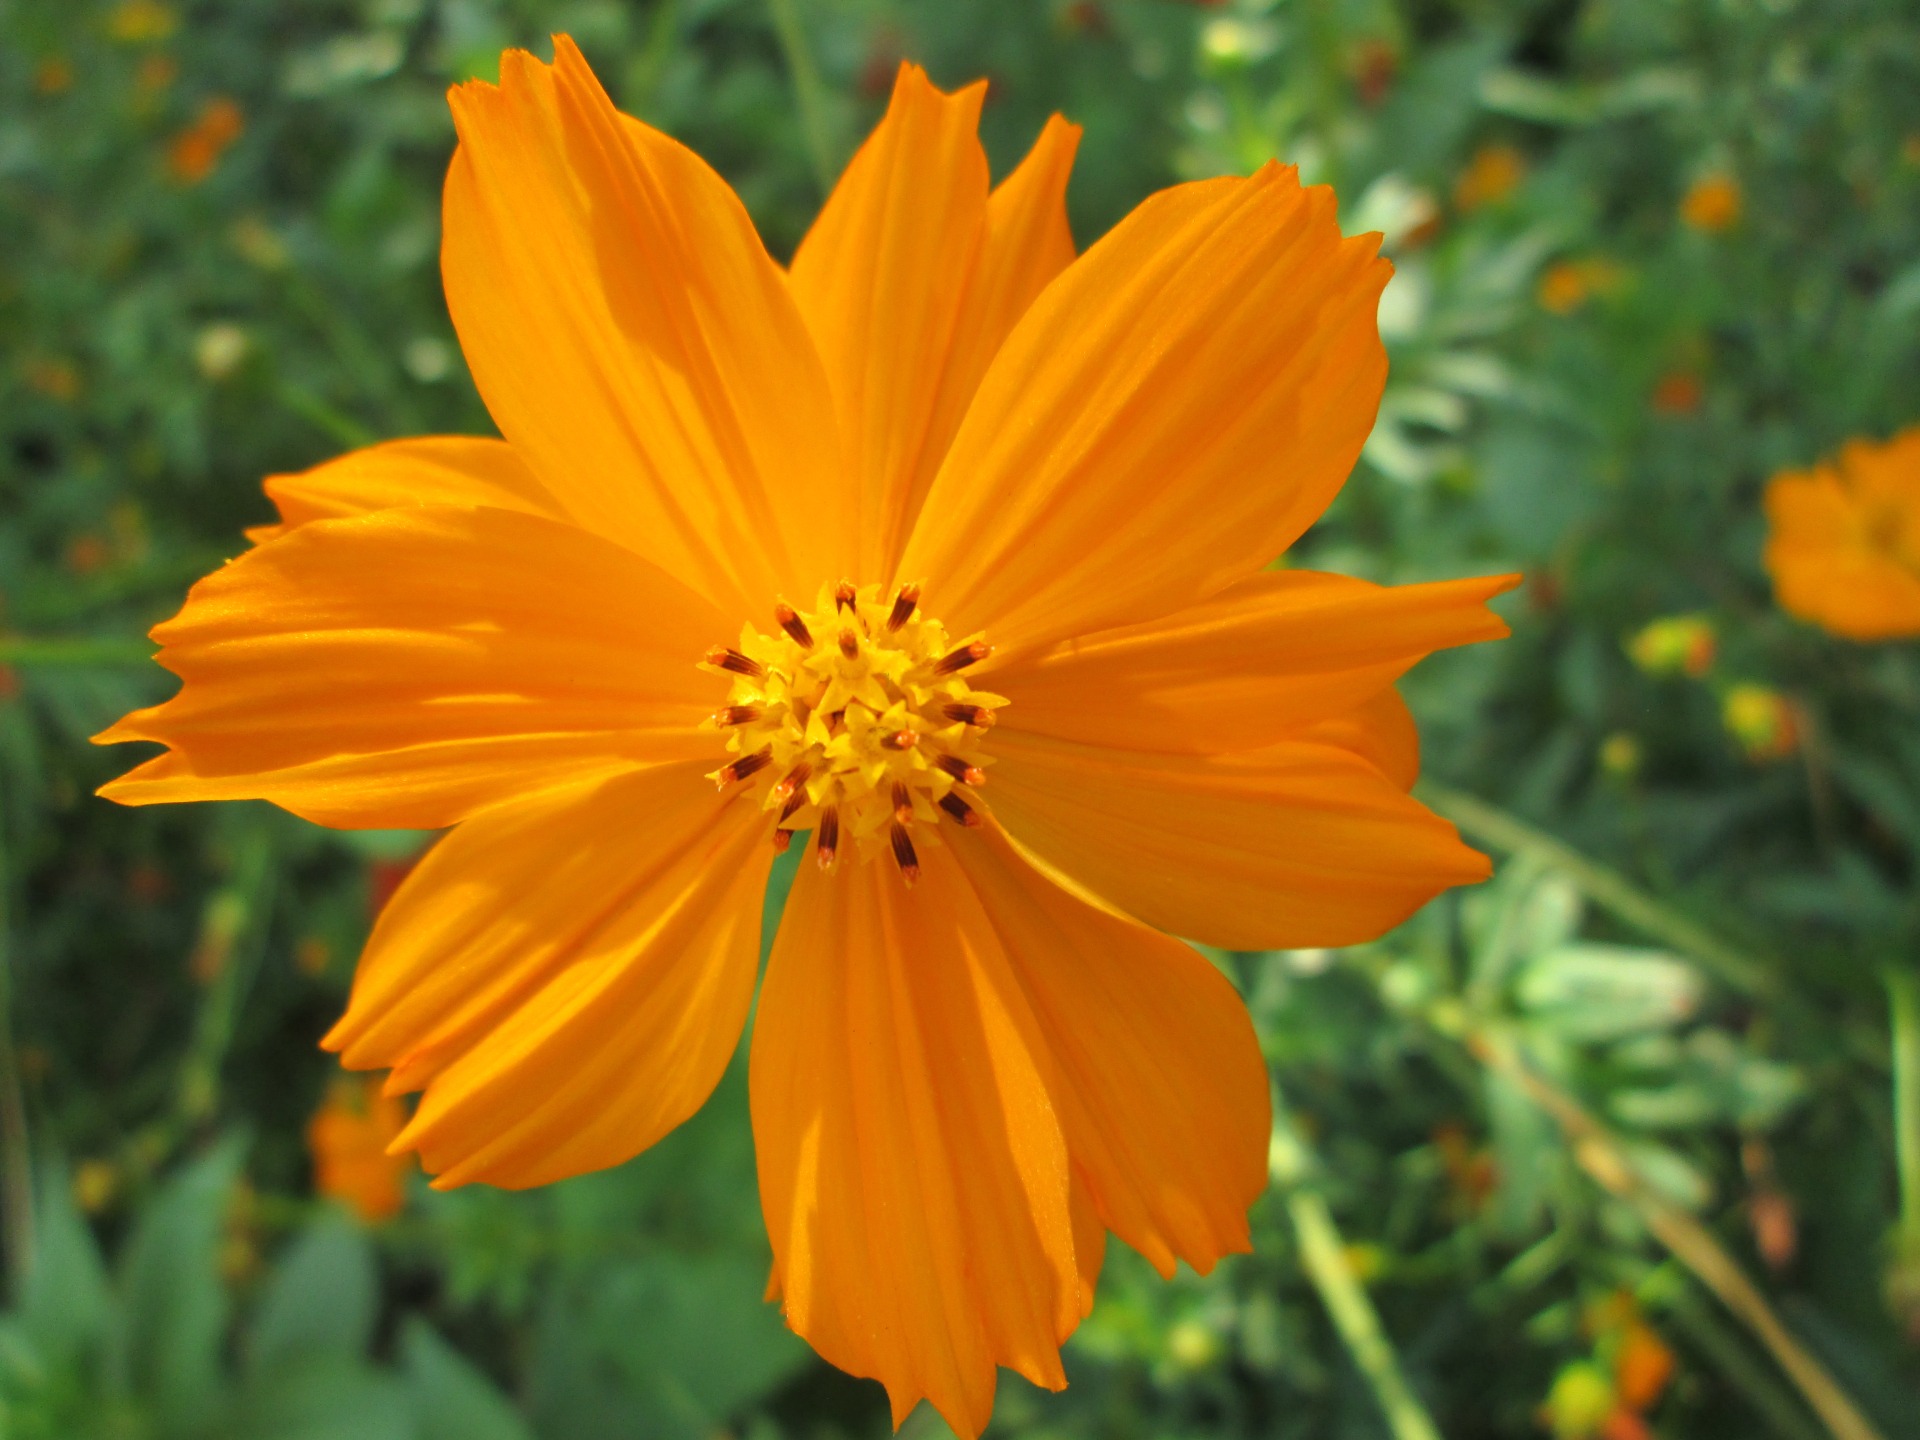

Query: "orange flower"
left=1764, top=428, right=1920, bottom=640
left=1538, top=258, right=1621, bottom=316
left=1612, top=1321, right=1674, bottom=1410
left=307, top=1076, right=411, bottom=1222
left=96, top=41, right=1514, bottom=1434
left=167, top=97, right=243, bottom=184
left=1650, top=370, right=1702, bottom=415
left=1680, top=172, right=1741, bottom=232
left=1455, top=143, right=1524, bottom=211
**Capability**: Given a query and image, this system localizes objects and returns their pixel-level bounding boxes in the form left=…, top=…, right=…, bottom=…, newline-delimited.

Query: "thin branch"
left=765, top=0, right=837, bottom=196
left=1270, top=1095, right=1444, bottom=1440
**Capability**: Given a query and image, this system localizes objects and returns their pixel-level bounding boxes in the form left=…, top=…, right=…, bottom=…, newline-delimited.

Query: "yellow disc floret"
left=703, top=583, right=1003, bottom=883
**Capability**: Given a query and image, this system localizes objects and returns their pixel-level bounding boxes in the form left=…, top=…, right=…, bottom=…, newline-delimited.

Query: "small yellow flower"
left=1680, top=173, right=1741, bottom=232
left=97, top=39, right=1517, bottom=1435
left=1455, top=143, right=1524, bottom=211
left=1627, top=615, right=1715, bottom=678
left=108, top=0, right=177, bottom=42
left=1723, top=684, right=1799, bottom=762
left=1764, top=428, right=1920, bottom=640
left=72, top=1159, right=121, bottom=1215
left=1598, top=732, right=1641, bottom=779
left=1544, top=1362, right=1618, bottom=1440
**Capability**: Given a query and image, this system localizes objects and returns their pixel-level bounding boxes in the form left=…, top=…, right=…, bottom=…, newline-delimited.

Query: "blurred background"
left=4, top=0, right=1920, bottom=1436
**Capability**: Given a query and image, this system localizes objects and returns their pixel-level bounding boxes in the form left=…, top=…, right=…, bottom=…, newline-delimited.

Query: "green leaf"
left=19, top=1160, right=111, bottom=1362
left=248, top=1212, right=379, bottom=1374
left=399, top=1319, right=532, bottom=1440
left=1514, top=945, right=1703, bottom=1041
left=113, top=1138, right=245, bottom=1430
left=224, top=1357, right=417, bottom=1440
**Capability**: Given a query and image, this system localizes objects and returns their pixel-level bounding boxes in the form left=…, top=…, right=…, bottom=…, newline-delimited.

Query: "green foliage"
left=2, top=0, right=1919, bottom=1437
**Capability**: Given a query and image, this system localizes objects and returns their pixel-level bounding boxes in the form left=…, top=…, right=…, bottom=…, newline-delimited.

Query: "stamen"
left=771, top=828, right=794, bottom=854
left=772, top=761, right=813, bottom=803
left=887, top=583, right=921, bottom=632
left=938, top=792, right=983, bottom=827
left=892, top=781, right=914, bottom=826
left=778, top=789, right=807, bottom=825
left=942, top=702, right=996, bottom=729
left=714, top=746, right=773, bottom=789
left=704, top=646, right=764, bottom=678
left=935, top=754, right=987, bottom=786
left=880, top=729, right=919, bottom=752
left=834, top=581, right=858, bottom=613
left=815, top=806, right=840, bottom=869
left=838, top=628, right=860, bottom=659
left=773, top=602, right=814, bottom=649
left=890, top=822, right=920, bottom=886
left=933, top=641, right=992, bottom=676
left=712, top=704, right=760, bottom=727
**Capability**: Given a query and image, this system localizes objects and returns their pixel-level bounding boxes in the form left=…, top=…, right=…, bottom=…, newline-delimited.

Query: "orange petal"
left=751, top=842, right=1079, bottom=1436
left=245, top=435, right=561, bottom=544
left=1764, top=463, right=1920, bottom=640
left=443, top=38, right=842, bottom=612
left=995, top=569, right=1517, bottom=753
left=96, top=504, right=723, bottom=829
left=787, top=65, right=989, bottom=578
left=987, top=730, right=1490, bottom=950
left=1294, top=686, right=1422, bottom=790
left=341, top=762, right=769, bottom=1189
left=897, top=164, right=1391, bottom=656
left=952, top=822, right=1269, bottom=1278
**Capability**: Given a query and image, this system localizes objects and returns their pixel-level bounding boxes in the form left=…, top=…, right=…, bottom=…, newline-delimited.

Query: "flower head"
left=307, top=1076, right=411, bottom=1222
left=1627, top=614, right=1716, bottom=677
left=1680, top=172, right=1741, bottom=232
left=1455, top=143, right=1524, bottom=212
left=1764, top=427, right=1920, bottom=640
left=1723, top=683, right=1800, bottom=762
left=97, top=40, right=1514, bottom=1434
left=167, top=97, right=243, bottom=184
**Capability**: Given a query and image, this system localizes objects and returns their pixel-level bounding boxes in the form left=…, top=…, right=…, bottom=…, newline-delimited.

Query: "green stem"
left=275, top=380, right=378, bottom=450
left=765, top=0, right=837, bottom=196
left=628, top=0, right=683, bottom=114
left=0, top=779, right=31, bottom=1295
left=1886, top=966, right=1920, bottom=1242
left=172, top=825, right=278, bottom=1138
left=0, top=637, right=154, bottom=667
left=1270, top=1097, right=1444, bottom=1440
left=1421, top=781, right=1782, bottom=1002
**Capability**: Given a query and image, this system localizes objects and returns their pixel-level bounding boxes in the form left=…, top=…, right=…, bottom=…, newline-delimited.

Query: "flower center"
left=703, top=583, right=1003, bottom=884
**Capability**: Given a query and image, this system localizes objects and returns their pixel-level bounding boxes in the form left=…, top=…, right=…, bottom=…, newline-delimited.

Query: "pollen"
left=703, top=583, right=1003, bottom=881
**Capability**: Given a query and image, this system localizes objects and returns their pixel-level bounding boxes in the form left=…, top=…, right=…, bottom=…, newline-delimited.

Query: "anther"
left=771, top=829, right=794, bottom=854
left=712, top=704, right=761, bottom=727
left=892, top=781, right=915, bottom=827
left=942, top=702, right=996, bottom=729
left=815, top=806, right=840, bottom=869
left=881, top=729, right=919, bottom=752
left=887, top=583, right=921, bottom=632
left=714, top=746, right=773, bottom=789
left=933, top=641, right=992, bottom=676
left=834, top=582, right=858, bottom=613
left=938, top=792, right=983, bottom=828
left=935, top=754, right=986, bottom=787
left=704, top=646, right=764, bottom=678
left=773, top=602, right=814, bottom=649
left=778, top=789, right=806, bottom=825
left=771, top=762, right=812, bottom=803
left=890, top=822, right=920, bottom=886
left=838, top=628, right=860, bottom=659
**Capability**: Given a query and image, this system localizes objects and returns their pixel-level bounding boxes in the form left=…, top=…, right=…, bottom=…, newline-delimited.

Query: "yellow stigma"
left=703, top=583, right=1003, bottom=883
